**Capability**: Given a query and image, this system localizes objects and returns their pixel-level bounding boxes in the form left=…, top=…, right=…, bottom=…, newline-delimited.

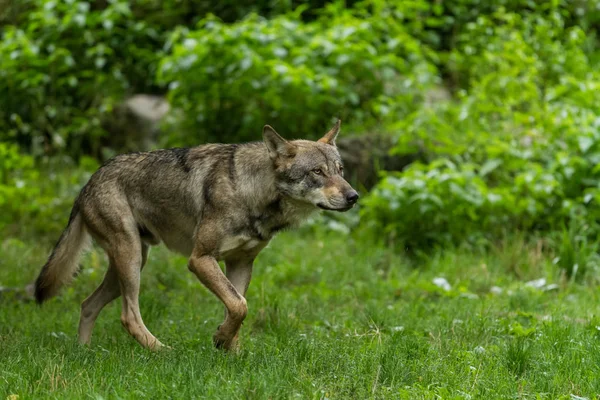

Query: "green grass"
left=2, top=228, right=600, bottom=399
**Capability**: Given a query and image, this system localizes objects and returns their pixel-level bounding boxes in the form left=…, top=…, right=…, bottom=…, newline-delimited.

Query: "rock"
left=337, top=133, right=420, bottom=189
left=102, top=94, right=170, bottom=154
left=423, top=85, right=452, bottom=108
left=0, top=283, right=35, bottom=302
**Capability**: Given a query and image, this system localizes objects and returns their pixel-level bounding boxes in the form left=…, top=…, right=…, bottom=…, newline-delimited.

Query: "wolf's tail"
left=35, top=203, right=91, bottom=304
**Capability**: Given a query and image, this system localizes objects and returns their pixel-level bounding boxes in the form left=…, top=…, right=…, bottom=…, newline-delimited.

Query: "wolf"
left=34, top=120, right=359, bottom=351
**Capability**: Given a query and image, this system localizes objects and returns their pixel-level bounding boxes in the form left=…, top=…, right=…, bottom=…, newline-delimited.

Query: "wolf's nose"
left=346, top=190, right=359, bottom=204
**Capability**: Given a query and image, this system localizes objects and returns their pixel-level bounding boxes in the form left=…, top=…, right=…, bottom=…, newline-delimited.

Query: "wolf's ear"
left=263, top=125, right=296, bottom=159
left=318, top=119, right=341, bottom=146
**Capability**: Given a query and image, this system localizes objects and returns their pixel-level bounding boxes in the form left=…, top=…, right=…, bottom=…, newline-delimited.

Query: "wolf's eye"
left=312, top=168, right=323, bottom=176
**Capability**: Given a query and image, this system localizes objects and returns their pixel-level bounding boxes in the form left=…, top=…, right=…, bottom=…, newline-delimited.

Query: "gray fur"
left=34, top=121, right=358, bottom=351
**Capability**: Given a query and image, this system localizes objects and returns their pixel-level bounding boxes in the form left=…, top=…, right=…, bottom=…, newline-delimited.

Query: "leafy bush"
left=157, top=7, right=438, bottom=145
left=0, top=0, right=33, bottom=27
left=5, top=0, right=600, bottom=261
left=0, top=143, right=39, bottom=231
left=362, top=6, right=600, bottom=252
left=129, top=0, right=361, bottom=27
left=374, top=0, right=600, bottom=86
left=0, top=0, right=161, bottom=158
left=5, top=0, right=600, bottom=157
left=0, top=142, right=96, bottom=236
left=362, top=160, right=506, bottom=251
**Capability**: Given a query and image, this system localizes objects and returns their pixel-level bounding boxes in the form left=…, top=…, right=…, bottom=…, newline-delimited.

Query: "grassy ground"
left=2, top=226, right=600, bottom=399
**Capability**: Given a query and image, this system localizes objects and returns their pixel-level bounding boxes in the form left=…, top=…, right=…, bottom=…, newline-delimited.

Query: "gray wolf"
left=34, top=120, right=359, bottom=351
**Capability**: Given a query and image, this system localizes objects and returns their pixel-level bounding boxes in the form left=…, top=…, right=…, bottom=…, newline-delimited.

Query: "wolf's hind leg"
left=78, top=266, right=120, bottom=345
left=78, top=243, right=150, bottom=345
left=111, top=239, right=163, bottom=350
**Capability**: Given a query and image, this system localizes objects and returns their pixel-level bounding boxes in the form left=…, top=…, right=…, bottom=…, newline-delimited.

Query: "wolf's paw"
left=149, top=339, right=172, bottom=352
left=213, top=327, right=239, bottom=352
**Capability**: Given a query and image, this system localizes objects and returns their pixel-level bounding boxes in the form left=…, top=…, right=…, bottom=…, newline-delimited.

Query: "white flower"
left=433, top=277, right=451, bottom=291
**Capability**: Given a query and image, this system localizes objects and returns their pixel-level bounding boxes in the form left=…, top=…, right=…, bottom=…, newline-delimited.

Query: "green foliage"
left=0, top=0, right=34, bottom=27
left=0, top=142, right=96, bottom=236
left=4, top=3, right=600, bottom=397
left=554, top=224, right=600, bottom=282
left=158, top=7, right=437, bottom=145
left=129, top=0, right=360, bottom=27
left=363, top=6, right=600, bottom=257
left=505, top=337, right=532, bottom=378
left=4, top=0, right=600, bottom=263
left=0, top=143, right=39, bottom=229
left=3, top=0, right=600, bottom=157
left=378, top=0, right=600, bottom=82
left=0, top=0, right=161, bottom=157
left=363, top=160, right=505, bottom=251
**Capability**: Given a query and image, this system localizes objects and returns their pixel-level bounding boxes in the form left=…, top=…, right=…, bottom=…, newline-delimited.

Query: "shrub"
left=0, top=142, right=96, bottom=236
left=0, top=0, right=161, bottom=158
left=128, top=0, right=362, bottom=27
left=361, top=160, right=509, bottom=251
left=0, top=143, right=39, bottom=232
left=362, top=7, right=600, bottom=251
left=157, top=7, right=438, bottom=146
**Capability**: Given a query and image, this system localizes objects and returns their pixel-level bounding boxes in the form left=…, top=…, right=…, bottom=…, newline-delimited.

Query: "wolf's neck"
left=234, top=143, right=280, bottom=206
left=234, top=143, right=317, bottom=234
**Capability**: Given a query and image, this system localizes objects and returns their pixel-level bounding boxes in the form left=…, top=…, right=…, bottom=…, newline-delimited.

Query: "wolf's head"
left=263, top=120, right=359, bottom=212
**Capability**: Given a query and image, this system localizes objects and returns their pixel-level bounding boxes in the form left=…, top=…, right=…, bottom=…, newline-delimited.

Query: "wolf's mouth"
left=317, top=203, right=354, bottom=212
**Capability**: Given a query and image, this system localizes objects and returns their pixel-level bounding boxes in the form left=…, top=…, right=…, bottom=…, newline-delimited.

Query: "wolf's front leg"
left=188, top=254, right=247, bottom=350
